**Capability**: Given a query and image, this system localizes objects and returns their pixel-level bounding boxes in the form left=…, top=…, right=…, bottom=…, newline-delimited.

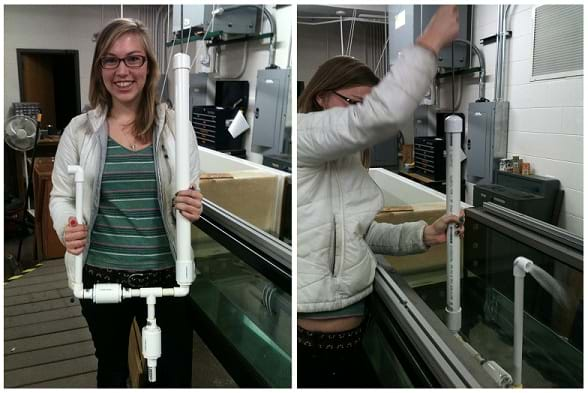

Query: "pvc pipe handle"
left=444, top=115, right=464, bottom=333
left=172, top=53, right=195, bottom=287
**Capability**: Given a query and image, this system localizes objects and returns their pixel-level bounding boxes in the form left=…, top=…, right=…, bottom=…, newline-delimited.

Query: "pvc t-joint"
left=513, top=256, right=534, bottom=278
left=67, top=165, right=84, bottom=183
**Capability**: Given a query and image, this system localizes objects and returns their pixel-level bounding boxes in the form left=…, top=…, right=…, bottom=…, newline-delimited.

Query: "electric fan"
left=5, top=114, right=41, bottom=268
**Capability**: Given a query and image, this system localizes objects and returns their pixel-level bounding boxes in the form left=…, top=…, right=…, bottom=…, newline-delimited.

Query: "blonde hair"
left=89, top=18, right=160, bottom=140
left=298, top=56, right=379, bottom=167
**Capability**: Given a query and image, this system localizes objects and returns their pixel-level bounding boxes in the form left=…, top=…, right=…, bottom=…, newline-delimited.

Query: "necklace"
left=120, top=127, right=137, bottom=151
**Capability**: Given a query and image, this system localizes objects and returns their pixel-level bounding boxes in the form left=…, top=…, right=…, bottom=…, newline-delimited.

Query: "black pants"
left=297, top=321, right=380, bottom=388
left=80, top=266, right=193, bottom=388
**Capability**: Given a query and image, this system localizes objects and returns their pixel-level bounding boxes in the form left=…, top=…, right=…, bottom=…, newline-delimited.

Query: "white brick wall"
left=445, top=4, right=583, bottom=236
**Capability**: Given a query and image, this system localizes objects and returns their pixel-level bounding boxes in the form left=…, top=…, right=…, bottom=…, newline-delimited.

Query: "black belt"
left=83, top=265, right=177, bottom=289
left=297, top=319, right=368, bottom=351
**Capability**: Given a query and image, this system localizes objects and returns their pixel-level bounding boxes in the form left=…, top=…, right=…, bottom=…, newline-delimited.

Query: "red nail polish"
left=70, top=218, right=77, bottom=226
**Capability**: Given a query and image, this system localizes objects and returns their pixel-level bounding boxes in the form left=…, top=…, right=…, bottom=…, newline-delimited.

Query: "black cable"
left=451, top=41, right=455, bottom=114
left=180, top=5, right=184, bottom=53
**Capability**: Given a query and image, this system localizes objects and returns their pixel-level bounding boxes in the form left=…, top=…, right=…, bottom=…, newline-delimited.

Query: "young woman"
left=49, top=18, right=201, bottom=387
left=297, top=6, right=463, bottom=387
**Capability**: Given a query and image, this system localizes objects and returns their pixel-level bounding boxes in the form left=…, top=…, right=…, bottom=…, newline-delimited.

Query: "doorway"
left=17, top=49, right=81, bottom=130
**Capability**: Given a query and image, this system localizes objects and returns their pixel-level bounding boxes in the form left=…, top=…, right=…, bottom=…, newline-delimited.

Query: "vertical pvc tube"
left=67, top=165, right=84, bottom=294
left=444, top=115, right=463, bottom=333
left=513, top=256, right=533, bottom=388
left=513, top=275, right=524, bottom=387
left=142, top=295, right=161, bottom=383
left=172, top=53, right=195, bottom=287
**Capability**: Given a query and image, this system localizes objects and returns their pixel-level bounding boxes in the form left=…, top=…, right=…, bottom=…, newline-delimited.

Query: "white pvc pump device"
left=444, top=115, right=466, bottom=333
left=67, top=52, right=195, bottom=383
left=512, top=256, right=533, bottom=388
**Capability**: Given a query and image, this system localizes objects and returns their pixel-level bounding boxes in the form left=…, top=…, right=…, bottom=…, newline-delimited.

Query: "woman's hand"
left=64, top=217, right=87, bottom=255
left=173, top=186, right=203, bottom=222
left=416, top=5, right=460, bottom=56
left=423, top=210, right=465, bottom=247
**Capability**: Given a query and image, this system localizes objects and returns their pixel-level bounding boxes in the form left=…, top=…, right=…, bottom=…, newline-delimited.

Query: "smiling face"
left=100, top=32, right=148, bottom=110
left=316, top=85, right=373, bottom=110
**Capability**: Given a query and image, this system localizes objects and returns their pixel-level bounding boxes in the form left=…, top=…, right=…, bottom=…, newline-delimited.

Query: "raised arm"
left=298, top=5, right=459, bottom=166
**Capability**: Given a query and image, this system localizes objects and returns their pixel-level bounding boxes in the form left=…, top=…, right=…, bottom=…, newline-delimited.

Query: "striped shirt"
left=86, top=137, right=174, bottom=271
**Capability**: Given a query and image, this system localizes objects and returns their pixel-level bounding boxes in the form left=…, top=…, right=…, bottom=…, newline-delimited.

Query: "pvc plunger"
left=444, top=115, right=466, bottom=333
left=66, top=52, right=197, bottom=384
left=513, top=256, right=534, bottom=388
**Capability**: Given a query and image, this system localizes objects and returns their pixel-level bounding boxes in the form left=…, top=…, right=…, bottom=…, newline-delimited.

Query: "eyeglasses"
left=99, top=55, right=147, bottom=69
left=332, top=91, right=362, bottom=105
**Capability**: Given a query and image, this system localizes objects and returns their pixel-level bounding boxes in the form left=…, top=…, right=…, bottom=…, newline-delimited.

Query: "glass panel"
left=363, top=312, right=415, bottom=387
left=190, top=226, right=291, bottom=387
left=400, top=217, right=583, bottom=388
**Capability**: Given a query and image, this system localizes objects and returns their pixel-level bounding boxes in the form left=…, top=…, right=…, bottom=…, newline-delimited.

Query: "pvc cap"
left=173, top=53, right=191, bottom=70
left=444, top=115, right=463, bottom=134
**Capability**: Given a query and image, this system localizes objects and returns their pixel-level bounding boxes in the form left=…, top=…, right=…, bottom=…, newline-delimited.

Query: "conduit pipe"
left=444, top=115, right=466, bottom=333
left=67, top=52, right=196, bottom=383
left=454, top=39, right=486, bottom=100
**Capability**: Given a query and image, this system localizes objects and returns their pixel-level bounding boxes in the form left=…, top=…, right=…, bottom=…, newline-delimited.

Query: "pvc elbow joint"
left=173, top=286, right=190, bottom=297
left=513, top=257, right=534, bottom=278
left=67, top=165, right=84, bottom=182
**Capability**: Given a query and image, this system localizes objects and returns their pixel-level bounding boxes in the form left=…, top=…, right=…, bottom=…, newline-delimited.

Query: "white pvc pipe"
left=513, top=256, right=534, bottom=387
left=444, top=115, right=464, bottom=333
left=172, top=52, right=195, bottom=288
left=67, top=165, right=85, bottom=297
left=142, top=295, right=162, bottom=383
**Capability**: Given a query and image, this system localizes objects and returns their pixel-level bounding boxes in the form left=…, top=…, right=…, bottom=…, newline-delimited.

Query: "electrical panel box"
left=173, top=5, right=210, bottom=33
left=467, top=101, right=509, bottom=184
left=173, top=5, right=259, bottom=36
left=371, top=138, right=398, bottom=169
left=252, top=68, right=291, bottom=156
left=189, top=73, right=215, bottom=111
left=388, top=5, right=472, bottom=69
left=209, top=5, right=260, bottom=35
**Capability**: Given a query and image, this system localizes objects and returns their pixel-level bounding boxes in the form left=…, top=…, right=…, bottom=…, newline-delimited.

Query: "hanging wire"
left=190, top=13, right=215, bottom=70
left=346, top=9, right=357, bottom=56
left=374, top=36, right=389, bottom=75
left=339, top=15, right=344, bottom=55
left=160, top=6, right=177, bottom=103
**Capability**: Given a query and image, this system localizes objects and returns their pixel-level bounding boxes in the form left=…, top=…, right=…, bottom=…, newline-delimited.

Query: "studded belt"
left=297, top=320, right=368, bottom=351
left=83, top=265, right=177, bottom=289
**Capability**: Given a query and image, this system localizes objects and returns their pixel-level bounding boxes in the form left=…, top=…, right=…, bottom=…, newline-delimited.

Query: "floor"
left=4, top=236, right=236, bottom=388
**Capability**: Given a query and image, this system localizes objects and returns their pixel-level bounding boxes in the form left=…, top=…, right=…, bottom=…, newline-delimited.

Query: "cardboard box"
left=199, top=170, right=281, bottom=235
left=375, top=202, right=459, bottom=287
left=128, top=319, right=145, bottom=388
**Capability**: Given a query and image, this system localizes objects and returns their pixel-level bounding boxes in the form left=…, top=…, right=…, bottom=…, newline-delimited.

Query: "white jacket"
left=49, top=103, right=200, bottom=286
left=297, top=46, right=437, bottom=313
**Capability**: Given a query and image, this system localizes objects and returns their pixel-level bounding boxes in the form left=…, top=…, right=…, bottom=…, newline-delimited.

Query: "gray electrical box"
left=414, top=104, right=438, bottom=137
left=467, top=101, right=509, bottom=184
left=209, top=5, right=260, bottom=35
left=173, top=5, right=210, bottom=33
left=189, top=73, right=215, bottom=111
left=252, top=68, right=291, bottom=155
left=371, top=137, right=398, bottom=169
left=388, top=5, right=472, bottom=69
left=173, top=5, right=259, bottom=36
